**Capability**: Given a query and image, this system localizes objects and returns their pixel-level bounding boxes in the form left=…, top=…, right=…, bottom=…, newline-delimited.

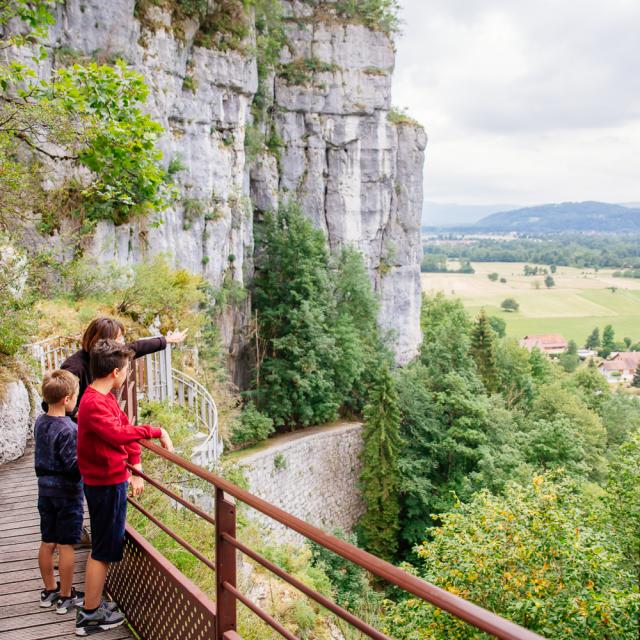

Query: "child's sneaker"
left=100, top=599, right=119, bottom=613
left=55, top=587, right=84, bottom=614
left=40, top=582, right=60, bottom=608
left=75, top=606, right=125, bottom=636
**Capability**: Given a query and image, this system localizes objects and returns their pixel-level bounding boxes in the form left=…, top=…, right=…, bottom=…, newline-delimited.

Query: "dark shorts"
left=38, top=495, right=84, bottom=545
left=84, top=481, right=128, bottom=563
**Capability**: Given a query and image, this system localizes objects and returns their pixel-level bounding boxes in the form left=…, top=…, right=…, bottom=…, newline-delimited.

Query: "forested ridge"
left=422, top=235, right=640, bottom=271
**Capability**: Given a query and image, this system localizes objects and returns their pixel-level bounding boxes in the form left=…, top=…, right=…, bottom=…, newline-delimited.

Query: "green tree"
left=0, top=4, right=172, bottom=230
left=600, top=324, right=616, bottom=358
left=252, top=202, right=341, bottom=426
left=396, top=361, right=493, bottom=549
left=607, top=431, right=640, bottom=583
left=487, top=272, right=499, bottom=282
left=334, top=247, right=388, bottom=414
left=528, top=347, right=555, bottom=385
left=251, top=204, right=379, bottom=427
left=559, top=339, right=580, bottom=372
left=585, top=327, right=601, bottom=350
left=495, top=338, right=535, bottom=408
left=566, top=366, right=611, bottom=413
left=531, top=383, right=607, bottom=481
left=633, top=367, right=640, bottom=389
left=358, top=367, right=401, bottom=561
left=419, top=294, right=475, bottom=378
left=600, top=393, right=640, bottom=448
left=384, top=474, right=640, bottom=640
left=544, top=274, right=555, bottom=288
left=115, top=255, right=204, bottom=331
left=501, top=298, right=519, bottom=312
left=469, top=310, right=498, bottom=393
left=488, top=315, right=506, bottom=338
left=0, top=240, right=35, bottom=356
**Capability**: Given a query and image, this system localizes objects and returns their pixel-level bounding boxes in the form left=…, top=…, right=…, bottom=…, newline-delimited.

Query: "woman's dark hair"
left=82, top=317, right=125, bottom=353
left=90, top=339, right=134, bottom=380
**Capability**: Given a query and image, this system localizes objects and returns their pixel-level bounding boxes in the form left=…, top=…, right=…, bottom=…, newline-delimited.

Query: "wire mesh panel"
left=106, top=525, right=216, bottom=640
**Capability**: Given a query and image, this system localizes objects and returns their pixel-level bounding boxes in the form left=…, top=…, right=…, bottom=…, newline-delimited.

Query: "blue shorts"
left=38, top=495, right=84, bottom=545
left=84, top=481, right=128, bottom=563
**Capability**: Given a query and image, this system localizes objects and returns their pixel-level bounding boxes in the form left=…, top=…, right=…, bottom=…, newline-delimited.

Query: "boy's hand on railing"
left=159, top=428, right=174, bottom=453
left=166, top=328, right=188, bottom=344
left=130, top=464, right=145, bottom=496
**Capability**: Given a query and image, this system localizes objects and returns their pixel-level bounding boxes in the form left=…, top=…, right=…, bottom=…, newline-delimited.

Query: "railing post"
left=215, top=488, right=237, bottom=639
left=165, top=345, right=174, bottom=404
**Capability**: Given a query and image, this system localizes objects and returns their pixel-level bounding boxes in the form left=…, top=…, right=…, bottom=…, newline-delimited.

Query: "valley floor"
left=422, top=262, right=640, bottom=343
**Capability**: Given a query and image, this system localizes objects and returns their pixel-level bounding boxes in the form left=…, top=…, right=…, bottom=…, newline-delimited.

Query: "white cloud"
left=393, top=0, right=640, bottom=205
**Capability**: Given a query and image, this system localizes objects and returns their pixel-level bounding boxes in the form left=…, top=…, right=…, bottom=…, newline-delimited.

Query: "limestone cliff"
left=41, top=0, right=426, bottom=371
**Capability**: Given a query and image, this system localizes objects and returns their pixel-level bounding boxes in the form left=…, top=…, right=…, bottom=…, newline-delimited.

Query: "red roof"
left=519, top=334, right=568, bottom=350
left=601, top=352, right=640, bottom=372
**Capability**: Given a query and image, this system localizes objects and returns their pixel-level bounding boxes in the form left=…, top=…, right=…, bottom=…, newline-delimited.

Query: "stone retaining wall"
left=236, top=423, right=364, bottom=544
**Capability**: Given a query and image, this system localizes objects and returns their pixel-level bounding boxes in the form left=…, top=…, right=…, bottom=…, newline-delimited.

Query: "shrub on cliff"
left=230, top=402, right=274, bottom=447
left=0, top=2, right=172, bottom=234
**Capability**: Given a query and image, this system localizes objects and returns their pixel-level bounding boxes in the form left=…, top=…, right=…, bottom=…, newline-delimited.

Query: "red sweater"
left=77, top=386, right=162, bottom=486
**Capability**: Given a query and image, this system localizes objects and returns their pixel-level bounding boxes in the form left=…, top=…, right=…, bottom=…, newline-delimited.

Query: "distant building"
left=577, top=349, right=598, bottom=360
left=598, top=352, right=640, bottom=383
left=519, top=334, right=568, bottom=355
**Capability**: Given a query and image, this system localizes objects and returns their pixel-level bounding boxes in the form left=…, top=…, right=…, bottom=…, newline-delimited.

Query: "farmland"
left=422, top=262, right=640, bottom=344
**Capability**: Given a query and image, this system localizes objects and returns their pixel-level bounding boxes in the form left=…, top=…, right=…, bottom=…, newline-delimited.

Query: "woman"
left=53, top=317, right=187, bottom=417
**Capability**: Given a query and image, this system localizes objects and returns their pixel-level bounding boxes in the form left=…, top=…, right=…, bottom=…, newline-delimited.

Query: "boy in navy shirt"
left=35, top=369, right=84, bottom=614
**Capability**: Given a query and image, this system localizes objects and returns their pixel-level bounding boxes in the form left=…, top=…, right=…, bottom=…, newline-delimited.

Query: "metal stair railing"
left=134, top=344, right=222, bottom=466
left=28, top=335, right=81, bottom=372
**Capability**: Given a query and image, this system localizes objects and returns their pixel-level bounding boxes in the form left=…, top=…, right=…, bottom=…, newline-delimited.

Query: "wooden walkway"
left=0, top=447, right=132, bottom=639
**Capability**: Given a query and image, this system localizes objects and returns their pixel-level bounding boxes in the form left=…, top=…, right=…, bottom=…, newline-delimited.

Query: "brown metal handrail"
left=129, top=439, right=545, bottom=640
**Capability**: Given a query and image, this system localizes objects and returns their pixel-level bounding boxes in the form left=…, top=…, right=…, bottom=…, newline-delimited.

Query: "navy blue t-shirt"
left=34, top=414, right=82, bottom=498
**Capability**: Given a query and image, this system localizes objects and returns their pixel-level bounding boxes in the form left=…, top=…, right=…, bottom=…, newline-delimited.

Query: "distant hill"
left=475, top=201, right=640, bottom=233
left=422, top=202, right=519, bottom=227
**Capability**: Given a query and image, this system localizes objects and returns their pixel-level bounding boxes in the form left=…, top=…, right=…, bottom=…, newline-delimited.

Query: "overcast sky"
left=393, top=0, right=640, bottom=206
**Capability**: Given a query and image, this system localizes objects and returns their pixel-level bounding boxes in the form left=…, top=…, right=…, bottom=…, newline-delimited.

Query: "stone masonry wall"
left=236, top=422, right=364, bottom=544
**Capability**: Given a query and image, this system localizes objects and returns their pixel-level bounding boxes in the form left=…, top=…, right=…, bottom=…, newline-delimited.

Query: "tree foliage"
left=385, top=474, right=640, bottom=640
left=358, top=367, right=401, bottom=561
left=600, top=324, right=616, bottom=358
left=585, top=327, right=601, bottom=350
left=470, top=310, right=498, bottom=393
left=0, top=1, right=171, bottom=232
left=501, top=297, right=519, bottom=312
left=251, top=203, right=385, bottom=427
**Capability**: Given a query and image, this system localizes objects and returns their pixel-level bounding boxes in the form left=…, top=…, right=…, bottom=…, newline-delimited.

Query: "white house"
left=598, top=352, right=640, bottom=383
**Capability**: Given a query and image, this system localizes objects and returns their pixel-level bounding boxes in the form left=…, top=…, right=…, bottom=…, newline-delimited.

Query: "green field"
left=422, top=262, right=640, bottom=344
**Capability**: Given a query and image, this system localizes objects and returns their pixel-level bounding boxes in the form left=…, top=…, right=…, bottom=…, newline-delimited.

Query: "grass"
left=422, top=262, right=640, bottom=344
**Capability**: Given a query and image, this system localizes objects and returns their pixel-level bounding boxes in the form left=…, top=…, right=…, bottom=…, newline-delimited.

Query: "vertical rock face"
left=0, top=381, right=35, bottom=464
left=41, top=0, right=426, bottom=368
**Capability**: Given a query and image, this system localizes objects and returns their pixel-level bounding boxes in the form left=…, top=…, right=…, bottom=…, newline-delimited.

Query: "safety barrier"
left=122, top=440, right=546, bottom=640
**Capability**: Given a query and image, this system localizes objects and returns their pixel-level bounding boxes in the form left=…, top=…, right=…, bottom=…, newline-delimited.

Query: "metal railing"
left=123, top=440, right=546, bottom=640
left=28, top=335, right=223, bottom=465
left=28, top=335, right=81, bottom=372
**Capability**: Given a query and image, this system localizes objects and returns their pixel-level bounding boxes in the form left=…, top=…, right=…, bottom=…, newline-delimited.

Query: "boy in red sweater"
left=75, top=339, right=173, bottom=636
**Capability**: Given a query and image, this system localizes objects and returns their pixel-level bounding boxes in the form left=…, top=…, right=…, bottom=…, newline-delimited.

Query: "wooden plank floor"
left=0, top=446, right=132, bottom=639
